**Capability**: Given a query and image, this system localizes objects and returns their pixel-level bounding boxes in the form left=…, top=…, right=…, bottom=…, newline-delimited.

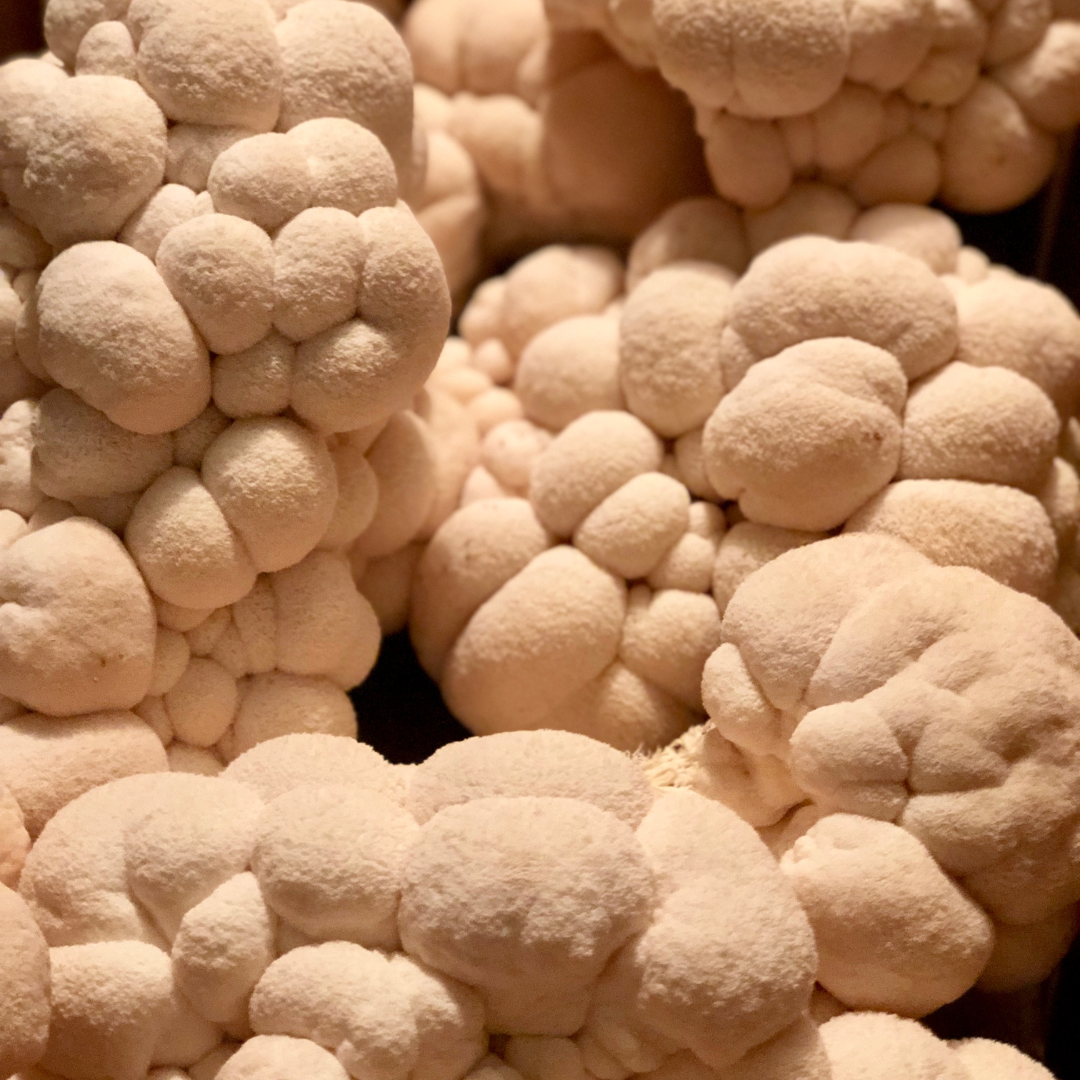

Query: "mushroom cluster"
left=403, top=0, right=709, bottom=286
left=410, top=194, right=1080, bottom=750
left=0, top=0, right=458, bottom=851
left=11, top=730, right=822, bottom=1080
left=546, top=0, right=1080, bottom=212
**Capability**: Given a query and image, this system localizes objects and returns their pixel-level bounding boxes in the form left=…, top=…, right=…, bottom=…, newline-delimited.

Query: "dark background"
left=3, top=3, right=1080, bottom=1074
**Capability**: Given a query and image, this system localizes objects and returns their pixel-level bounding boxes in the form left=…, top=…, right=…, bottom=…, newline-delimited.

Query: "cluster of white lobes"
left=0, top=731, right=1064, bottom=1080
left=548, top=0, right=1080, bottom=213
left=402, top=197, right=1080, bottom=1038
left=0, top=0, right=465, bottom=802
left=2, top=0, right=1080, bottom=1077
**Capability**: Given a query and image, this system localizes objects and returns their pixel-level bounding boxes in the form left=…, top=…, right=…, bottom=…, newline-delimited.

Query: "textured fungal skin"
left=408, top=200, right=1080, bottom=1022
left=686, top=533, right=1080, bottom=1014
left=403, top=0, right=710, bottom=285
left=413, top=207, right=1080, bottom=754
left=12, top=731, right=833, bottom=1080
left=0, top=0, right=467, bottom=823
left=537, top=0, right=1080, bottom=213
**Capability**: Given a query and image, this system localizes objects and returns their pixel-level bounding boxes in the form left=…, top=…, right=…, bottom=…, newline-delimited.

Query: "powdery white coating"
left=995, top=19, right=1080, bottom=130
left=123, top=774, right=264, bottom=941
left=270, top=550, right=381, bottom=688
left=221, top=672, right=356, bottom=762
left=847, top=0, right=938, bottom=90
left=350, top=412, right=436, bottom=560
left=172, top=872, right=277, bottom=1025
left=848, top=203, right=962, bottom=273
left=215, top=1036, right=350, bottom=1080
left=573, top=473, right=690, bottom=580
left=35, top=241, right=211, bottom=435
left=166, top=125, right=257, bottom=192
left=173, top=404, right=233, bottom=470
left=207, top=134, right=312, bottom=232
left=619, top=586, right=723, bottom=707
left=156, top=214, right=275, bottom=357
left=492, top=246, right=625, bottom=358
left=407, top=729, right=656, bottom=827
left=417, top=224, right=1073, bottom=749
left=474, top=420, right=551, bottom=497
left=221, top=732, right=407, bottom=805
left=250, top=942, right=471, bottom=1080
left=149, top=626, right=194, bottom=696
left=201, top=416, right=337, bottom=573
left=529, top=411, right=663, bottom=537
left=412, top=125, right=486, bottom=305
left=120, top=183, right=199, bottom=261
left=780, top=814, right=994, bottom=1015
left=20, top=75, right=167, bottom=248
left=128, top=0, right=283, bottom=131
left=952, top=272, right=1080, bottom=415
left=286, top=117, right=399, bottom=216
left=0, top=401, right=42, bottom=519
left=619, top=264, right=732, bottom=439
left=648, top=501, right=727, bottom=593
left=585, top=789, right=816, bottom=1071
left=274, top=0, right=414, bottom=181
left=405, top=0, right=546, bottom=97
left=164, top=658, right=238, bottom=748
left=845, top=478, right=1059, bottom=598
left=698, top=534, right=1080, bottom=1006
left=272, top=208, right=364, bottom=342
left=252, top=785, right=418, bottom=948
left=703, top=337, right=907, bottom=531
left=651, top=0, right=849, bottom=116
left=950, top=1038, right=1057, bottom=1079
left=410, top=497, right=554, bottom=678
left=399, top=795, right=654, bottom=1034
left=74, top=19, right=137, bottom=78
left=290, top=205, right=451, bottom=434
left=0, top=518, right=156, bottom=715
left=546, top=0, right=1077, bottom=214
left=125, top=467, right=259, bottom=610
left=722, top=236, right=958, bottom=385
left=0, top=883, right=50, bottom=1079
left=440, top=546, right=627, bottom=736
left=819, top=1013, right=967, bottom=1080
left=212, top=331, right=294, bottom=420
left=41, top=940, right=175, bottom=1080
left=0, top=710, right=166, bottom=837
left=355, top=543, right=426, bottom=637
left=899, top=361, right=1059, bottom=491
left=513, top=316, right=624, bottom=432
left=30, top=388, right=174, bottom=501
left=712, top=522, right=827, bottom=614
left=321, top=433, right=381, bottom=550
left=625, top=197, right=749, bottom=291
left=0, top=58, right=69, bottom=167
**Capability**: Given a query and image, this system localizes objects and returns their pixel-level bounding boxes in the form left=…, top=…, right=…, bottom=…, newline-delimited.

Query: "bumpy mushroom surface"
left=0, top=0, right=481, bottom=834
left=819, top=1013, right=1056, bottom=1080
left=543, top=0, right=1080, bottom=214
left=651, top=531, right=1080, bottom=1016
left=411, top=198, right=1080, bottom=752
left=15, top=730, right=821, bottom=1080
left=403, top=0, right=709, bottom=290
